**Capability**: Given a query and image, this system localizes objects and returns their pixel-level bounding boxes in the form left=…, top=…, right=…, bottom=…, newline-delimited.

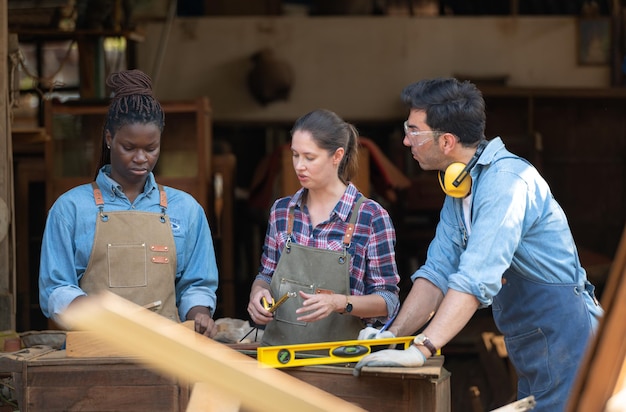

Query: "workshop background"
left=1, top=1, right=625, bottom=411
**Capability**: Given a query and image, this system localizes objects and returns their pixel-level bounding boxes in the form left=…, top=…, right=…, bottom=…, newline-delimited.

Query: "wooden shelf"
left=11, top=29, right=145, bottom=42
left=43, top=97, right=213, bottom=211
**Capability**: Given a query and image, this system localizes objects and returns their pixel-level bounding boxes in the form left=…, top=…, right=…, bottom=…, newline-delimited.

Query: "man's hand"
left=353, top=345, right=426, bottom=376
left=194, top=312, right=216, bottom=338
left=187, top=306, right=216, bottom=337
left=357, top=326, right=395, bottom=340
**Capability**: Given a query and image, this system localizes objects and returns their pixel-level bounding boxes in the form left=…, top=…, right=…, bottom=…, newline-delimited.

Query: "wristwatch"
left=344, top=296, right=353, bottom=313
left=413, top=334, right=437, bottom=356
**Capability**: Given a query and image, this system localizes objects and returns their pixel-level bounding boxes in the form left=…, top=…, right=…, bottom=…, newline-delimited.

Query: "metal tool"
left=257, top=336, right=416, bottom=368
left=262, top=292, right=296, bottom=313
left=142, top=300, right=162, bottom=312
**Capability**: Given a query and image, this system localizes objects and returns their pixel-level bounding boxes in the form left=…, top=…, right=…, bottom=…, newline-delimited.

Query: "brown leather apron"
left=261, top=196, right=366, bottom=346
left=80, top=183, right=179, bottom=322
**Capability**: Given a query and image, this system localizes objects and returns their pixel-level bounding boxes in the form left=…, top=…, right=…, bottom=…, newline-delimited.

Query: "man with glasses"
left=355, top=77, right=603, bottom=412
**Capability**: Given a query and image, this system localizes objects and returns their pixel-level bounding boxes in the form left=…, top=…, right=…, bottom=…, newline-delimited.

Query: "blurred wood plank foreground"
left=60, top=291, right=365, bottom=412
left=568, top=224, right=626, bottom=411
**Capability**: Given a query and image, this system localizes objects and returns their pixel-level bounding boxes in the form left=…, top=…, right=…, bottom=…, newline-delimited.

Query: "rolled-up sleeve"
left=39, top=203, right=87, bottom=321
left=361, top=204, right=401, bottom=322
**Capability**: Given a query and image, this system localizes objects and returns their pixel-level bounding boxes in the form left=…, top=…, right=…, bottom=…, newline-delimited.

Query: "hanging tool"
left=214, top=173, right=223, bottom=238
left=257, top=336, right=416, bottom=368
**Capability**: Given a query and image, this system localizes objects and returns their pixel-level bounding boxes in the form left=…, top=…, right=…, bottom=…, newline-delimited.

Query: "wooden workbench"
left=282, top=358, right=450, bottom=411
left=0, top=345, right=450, bottom=412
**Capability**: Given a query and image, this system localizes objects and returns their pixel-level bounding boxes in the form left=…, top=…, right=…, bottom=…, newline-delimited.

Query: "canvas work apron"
left=492, top=270, right=599, bottom=411
left=80, top=183, right=179, bottom=322
left=261, top=196, right=366, bottom=346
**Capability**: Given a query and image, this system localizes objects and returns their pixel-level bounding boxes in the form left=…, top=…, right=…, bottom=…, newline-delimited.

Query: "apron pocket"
left=274, top=278, right=315, bottom=326
left=505, top=328, right=551, bottom=395
left=107, top=243, right=148, bottom=288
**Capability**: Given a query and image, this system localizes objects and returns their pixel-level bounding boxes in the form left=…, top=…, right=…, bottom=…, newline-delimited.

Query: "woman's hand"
left=247, top=285, right=274, bottom=325
left=295, top=290, right=344, bottom=322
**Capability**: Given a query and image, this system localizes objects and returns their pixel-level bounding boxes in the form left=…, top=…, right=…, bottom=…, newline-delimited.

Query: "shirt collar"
left=477, top=137, right=505, bottom=166
left=96, top=165, right=158, bottom=199
left=468, top=137, right=507, bottom=183
left=288, top=184, right=360, bottom=222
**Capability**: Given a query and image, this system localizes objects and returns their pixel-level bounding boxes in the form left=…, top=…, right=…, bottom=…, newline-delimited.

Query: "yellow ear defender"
left=438, top=140, right=488, bottom=198
left=439, top=163, right=472, bottom=198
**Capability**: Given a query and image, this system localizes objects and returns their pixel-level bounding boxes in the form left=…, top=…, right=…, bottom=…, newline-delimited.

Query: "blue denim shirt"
left=412, top=137, right=598, bottom=313
left=39, top=166, right=219, bottom=322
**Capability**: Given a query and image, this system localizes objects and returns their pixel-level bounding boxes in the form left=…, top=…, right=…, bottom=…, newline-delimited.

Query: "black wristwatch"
left=344, top=296, right=353, bottom=313
left=414, top=334, right=437, bottom=356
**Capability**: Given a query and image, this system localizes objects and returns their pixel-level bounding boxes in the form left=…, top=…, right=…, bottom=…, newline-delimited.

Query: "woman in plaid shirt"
left=247, top=109, right=401, bottom=345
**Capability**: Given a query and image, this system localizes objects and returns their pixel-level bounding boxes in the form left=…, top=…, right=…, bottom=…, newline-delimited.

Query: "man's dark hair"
left=401, top=77, right=486, bottom=146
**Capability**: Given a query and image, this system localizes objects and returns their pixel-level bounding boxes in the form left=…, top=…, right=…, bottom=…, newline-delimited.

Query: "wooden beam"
left=187, top=382, right=240, bottom=412
left=567, top=224, right=626, bottom=411
left=0, top=0, right=16, bottom=332
left=65, top=320, right=196, bottom=358
left=60, top=291, right=366, bottom=412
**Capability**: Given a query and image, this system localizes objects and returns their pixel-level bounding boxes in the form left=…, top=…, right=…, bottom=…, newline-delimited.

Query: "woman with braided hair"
left=39, top=69, right=219, bottom=337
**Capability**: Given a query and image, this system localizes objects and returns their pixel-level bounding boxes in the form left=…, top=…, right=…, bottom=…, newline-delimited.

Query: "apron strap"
left=91, top=182, right=104, bottom=207
left=157, top=184, right=168, bottom=223
left=343, top=195, right=367, bottom=247
left=157, top=184, right=168, bottom=209
left=90, top=182, right=168, bottom=223
left=287, top=208, right=295, bottom=237
left=285, top=194, right=367, bottom=247
left=92, top=182, right=108, bottom=222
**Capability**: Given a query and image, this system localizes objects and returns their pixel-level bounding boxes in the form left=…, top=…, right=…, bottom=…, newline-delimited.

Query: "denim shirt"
left=39, top=166, right=219, bottom=322
left=412, top=137, right=595, bottom=309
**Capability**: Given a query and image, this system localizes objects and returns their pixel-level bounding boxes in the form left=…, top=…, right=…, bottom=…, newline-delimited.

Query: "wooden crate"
left=0, top=347, right=190, bottom=412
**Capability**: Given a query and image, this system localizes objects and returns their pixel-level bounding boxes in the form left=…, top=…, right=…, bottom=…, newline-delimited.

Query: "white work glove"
left=353, top=345, right=426, bottom=376
left=357, top=326, right=396, bottom=341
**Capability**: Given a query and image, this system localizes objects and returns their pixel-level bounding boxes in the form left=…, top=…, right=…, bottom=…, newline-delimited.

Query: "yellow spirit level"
left=256, top=336, right=416, bottom=368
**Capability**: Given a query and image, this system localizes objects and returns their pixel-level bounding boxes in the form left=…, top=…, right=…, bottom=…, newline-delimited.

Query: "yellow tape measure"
left=256, top=336, right=415, bottom=368
left=261, top=292, right=295, bottom=313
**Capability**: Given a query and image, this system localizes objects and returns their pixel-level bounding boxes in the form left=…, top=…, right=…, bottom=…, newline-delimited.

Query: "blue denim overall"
left=492, top=270, right=600, bottom=411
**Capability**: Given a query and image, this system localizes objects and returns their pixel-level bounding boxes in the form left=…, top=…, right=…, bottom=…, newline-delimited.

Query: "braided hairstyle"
left=291, top=109, right=359, bottom=185
left=94, top=69, right=165, bottom=179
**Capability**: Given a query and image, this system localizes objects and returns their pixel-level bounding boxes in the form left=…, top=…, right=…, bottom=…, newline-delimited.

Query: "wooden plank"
left=187, top=382, right=240, bottom=412
left=567, top=224, right=626, bottom=411
left=66, top=331, right=133, bottom=358
left=66, top=320, right=195, bottom=358
left=0, top=0, right=16, bottom=332
left=60, top=291, right=366, bottom=412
